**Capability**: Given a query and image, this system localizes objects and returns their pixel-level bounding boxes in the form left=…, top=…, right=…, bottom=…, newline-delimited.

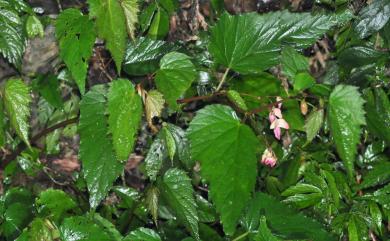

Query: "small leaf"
left=145, top=134, right=167, bottom=180
left=155, top=52, right=197, bottom=109
left=328, top=85, right=365, bottom=179
left=32, top=74, right=63, bottom=109
left=79, top=85, right=123, bottom=208
left=187, top=104, right=259, bottom=235
left=88, top=0, right=126, bottom=72
left=227, top=90, right=248, bottom=111
left=4, top=78, right=31, bottom=146
left=27, top=218, right=54, bottom=241
left=108, top=79, right=142, bottom=160
left=162, top=125, right=176, bottom=161
left=148, top=7, right=169, bottom=39
left=254, top=216, right=280, bottom=241
left=359, top=161, right=390, bottom=189
left=145, top=186, right=159, bottom=224
left=56, top=8, right=96, bottom=94
left=0, top=98, right=5, bottom=147
left=353, top=0, right=390, bottom=39
left=60, top=216, right=112, bottom=241
left=36, top=189, right=77, bottom=222
left=124, top=227, right=162, bottom=241
left=159, top=168, right=199, bottom=240
left=293, top=72, right=315, bottom=91
left=305, top=109, right=324, bottom=142
left=164, top=123, right=192, bottom=168
left=281, top=46, right=309, bottom=79
left=338, top=46, right=387, bottom=70
left=120, top=0, right=139, bottom=39
left=26, top=15, right=44, bottom=38
left=145, top=90, right=165, bottom=132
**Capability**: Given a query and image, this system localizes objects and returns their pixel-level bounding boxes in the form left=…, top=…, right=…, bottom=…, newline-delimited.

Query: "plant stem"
left=232, top=231, right=250, bottom=241
left=216, top=68, right=230, bottom=92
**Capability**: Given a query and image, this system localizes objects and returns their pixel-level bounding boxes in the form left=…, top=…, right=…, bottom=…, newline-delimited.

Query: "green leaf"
left=60, top=216, right=112, bottom=241
left=281, top=46, right=309, bottom=79
left=226, top=90, right=248, bottom=111
left=254, top=216, right=280, bottom=241
left=124, top=227, right=162, bottom=241
left=338, top=46, right=387, bottom=70
left=0, top=98, right=5, bottom=147
left=0, top=9, right=25, bottom=67
left=113, top=186, right=140, bottom=209
left=283, top=99, right=305, bottom=131
left=209, top=11, right=339, bottom=74
left=88, top=0, right=126, bottom=72
left=187, top=104, right=259, bottom=235
left=164, top=123, right=192, bottom=168
left=243, top=192, right=336, bottom=241
left=36, top=189, right=77, bottom=222
left=4, top=78, right=31, bottom=146
left=123, top=37, right=177, bottom=76
left=108, top=79, right=142, bottom=160
left=354, top=0, right=390, bottom=39
left=145, top=134, right=167, bottom=180
left=155, top=52, right=197, bottom=109
left=120, top=0, right=139, bottom=40
left=305, top=109, right=324, bottom=142
left=159, top=168, right=199, bottom=240
left=162, top=126, right=176, bottom=161
left=1, top=188, right=34, bottom=240
left=148, top=7, right=169, bottom=39
left=364, top=88, right=390, bottom=146
left=93, top=214, right=123, bottom=241
left=359, top=161, right=390, bottom=189
left=328, top=85, right=365, bottom=179
left=347, top=216, right=359, bottom=241
left=79, top=85, right=123, bottom=208
left=293, top=72, right=315, bottom=91
left=32, top=74, right=63, bottom=109
left=26, top=15, right=44, bottom=38
left=27, top=218, right=54, bottom=241
left=369, top=201, right=383, bottom=234
left=56, top=8, right=96, bottom=94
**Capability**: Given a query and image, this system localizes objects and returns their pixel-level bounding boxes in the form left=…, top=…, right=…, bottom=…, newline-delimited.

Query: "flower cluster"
left=269, top=97, right=289, bottom=140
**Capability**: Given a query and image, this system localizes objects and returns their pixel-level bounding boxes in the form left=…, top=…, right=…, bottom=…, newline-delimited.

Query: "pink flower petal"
left=277, top=119, right=290, bottom=130
left=273, top=108, right=283, bottom=119
left=274, top=127, right=281, bottom=140
left=269, top=113, right=276, bottom=123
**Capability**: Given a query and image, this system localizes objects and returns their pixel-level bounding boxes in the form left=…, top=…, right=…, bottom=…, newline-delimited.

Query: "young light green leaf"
left=79, top=85, right=123, bottom=208
left=56, top=8, right=96, bottom=94
left=281, top=46, right=309, bottom=79
left=155, top=52, right=197, bottom=109
left=305, top=109, right=324, bottom=143
left=88, top=0, right=126, bottom=72
left=145, top=90, right=165, bottom=132
left=4, top=78, right=31, bottom=146
left=187, top=104, right=259, bottom=235
left=354, top=0, right=390, bottom=39
left=123, top=37, right=177, bottom=76
left=148, top=7, right=169, bottom=39
left=124, top=227, right=162, bottom=241
left=108, top=79, right=142, bottom=160
left=162, top=126, right=176, bottom=161
left=364, top=88, right=390, bottom=146
left=293, top=72, right=315, bottom=91
left=0, top=9, right=25, bottom=67
left=26, top=15, right=44, bottom=38
left=60, top=216, right=112, bottom=241
left=120, top=0, right=139, bottom=40
left=36, top=189, right=77, bottom=222
left=159, top=168, right=199, bottom=240
left=328, top=85, right=365, bottom=179
left=226, top=90, right=248, bottom=111
left=254, top=216, right=280, bottom=241
left=27, top=218, right=54, bottom=241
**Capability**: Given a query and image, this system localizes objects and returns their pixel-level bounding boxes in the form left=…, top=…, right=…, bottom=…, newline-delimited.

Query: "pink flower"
left=261, top=148, right=277, bottom=167
left=268, top=97, right=289, bottom=140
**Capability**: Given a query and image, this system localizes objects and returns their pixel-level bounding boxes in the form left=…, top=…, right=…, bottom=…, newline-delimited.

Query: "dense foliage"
left=0, top=0, right=390, bottom=240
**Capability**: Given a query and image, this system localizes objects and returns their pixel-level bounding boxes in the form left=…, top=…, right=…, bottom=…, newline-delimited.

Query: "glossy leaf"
left=124, top=227, right=161, bottom=241
left=338, top=46, right=387, bottom=70
left=359, top=161, right=390, bottom=189
left=120, top=0, right=139, bottom=39
left=155, top=52, right=197, bottom=109
left=281, top=46, right=309, bottom=79
left=88, top=0, right=126, bottom=72
left=254, top=216, right=280, bottom=241
left=108, top=79, right=142, bottom=160
left=159, top=168, right=199, bottom=240
left=187, top=104, right=259, bottom=235
left=56, top=8, right=96, bottom=94
left=305, top=109, right=324, bottom=142
left=60, top=216, right=112, bottom=241
left=36, top=189, right=77, bottom=222
left=26, top=15, right=44, bottom=38
left=4, top=78, right=31, bottom=146
left=328, top=85, right=365, bottom=179
left=354, top=0, right=390, bottom=39
left=79, top=85, right=123, bottom=208
left=145, top=134, right=167, bottom=180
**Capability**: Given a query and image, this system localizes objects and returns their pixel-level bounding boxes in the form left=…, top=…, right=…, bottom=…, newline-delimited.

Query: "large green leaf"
left=120, top=0, right=139, bottom=39
left=187, top=104, right=259, bottom=235
left=159, top=168, right=199, bottom=240
left=0, top=9, right=25, bottom=67
left=364, top=88, right=390, bottom=146
left=243, top=192, right=336, bottom=241
left=4, top=78, right=31, bottom=146
left=123, top=37, right=177, bottom=76
left=79, top=85, right=123, bottom=208
left=56, top=8, right=96, bottom=94
left=60, top=216, right=112, bottom=241
left=209, top=11, right=340, bottom=74
left=88, top=0, right=126, bottom=72
left=123, top=227, right=161, bottom=241
left=328, top=85, right=365, bottom=179
left=36, top=189, right=77, bottom=222
left=108, top=79, right=142, bottom=160
left=155, top=52, right=197, bottom=109
left=354, top=0, right=390, bottom=39
left=338, top=46, right=387, bottom=70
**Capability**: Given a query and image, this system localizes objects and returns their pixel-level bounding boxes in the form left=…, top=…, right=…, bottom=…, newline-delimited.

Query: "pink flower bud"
left=261, top=148, right=277, bottom=167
